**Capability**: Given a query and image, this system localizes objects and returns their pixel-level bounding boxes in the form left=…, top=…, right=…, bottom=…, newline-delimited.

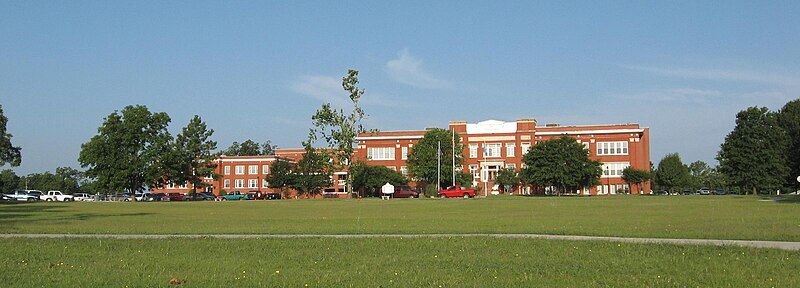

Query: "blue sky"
left=2, top=1, right=799, bottom=175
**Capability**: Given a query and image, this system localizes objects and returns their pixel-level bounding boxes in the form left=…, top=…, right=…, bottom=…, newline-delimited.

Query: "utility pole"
left=437, top=141, right=441, bottom=191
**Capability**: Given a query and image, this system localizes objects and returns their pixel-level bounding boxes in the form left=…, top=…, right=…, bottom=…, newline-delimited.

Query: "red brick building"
left=355, top=119, right=651, bottom=196
left=155, top=118, right=651, bottom=197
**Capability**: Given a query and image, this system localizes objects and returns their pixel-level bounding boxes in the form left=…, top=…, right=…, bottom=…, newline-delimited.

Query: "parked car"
left=680, top=190, right=693, bottom=195
left=190, top=192, right=217, bottom=201
left=26, top=190, right=43, bottom=200
left=696, top=188, right=711, bottom=195
left=393, top=185, right=419, bottom=198
left=654, top=190, right=669, bottom=195
left=265, top=192, right=282, bottom=200
left=73, top=193, right=92, bottom=201
left=4, top=189, right=39, bottom=202
left=727, top=190, right=738, bottom=195
left=143, top=193, right=166, bottom=201
left=246, top=191, right=266, bottom=200
left=163, top=193, right=185, bottom=201
left=220, top=191, right=247, bottom=201
left=712, top=189, right=727, bottom=195
left=438, top=185, right=477, bottom=198
left=40, top=190, right=75, bottom=202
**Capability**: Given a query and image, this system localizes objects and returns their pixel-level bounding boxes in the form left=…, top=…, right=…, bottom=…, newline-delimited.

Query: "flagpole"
left=437, top=141, right=441, bottom=191
left=452, top=129, right=456, bottom=186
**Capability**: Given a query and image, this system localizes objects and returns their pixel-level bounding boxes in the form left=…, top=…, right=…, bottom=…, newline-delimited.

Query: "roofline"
left=356, top=135, right=425, bottom=141
left=536, top=129, right=646, bottom=136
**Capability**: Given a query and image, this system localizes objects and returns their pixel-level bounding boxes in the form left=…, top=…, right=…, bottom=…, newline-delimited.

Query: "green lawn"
left=2, top=237, right=798, bottom=287
left=1, top=195, right=799, bottom=241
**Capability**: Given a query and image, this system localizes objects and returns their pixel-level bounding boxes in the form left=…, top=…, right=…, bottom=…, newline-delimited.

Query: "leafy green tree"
left=290, top=141, right=333, bottom=198
left=621, top=167, right=650, bottom=194
left=520, top=135, right=602, bottom=195
left=267, top=158, right=294, bottom=198
left=222, top=139, right=278, bottom=156
left=310, top=69, right=372, bottom=197
left=170, top=115, right=217, bottom=198
left=654, top=153, right=690, bottom=192
left=778, top=99, right=800, bottom=190
left=495, top=168, right=520, bottom=194
left=79, top=105, right=172, bottom=195
left=687, top=161, right=712, bottom=189
left=350, top=161, right=408, bottom=197
left=718, top=107, right=789, bottom=194
left=406, top=128, right=464, bottom=189
left=0, top=169, right=20, bottom=192
left=0, top=105, right=21, bottom=167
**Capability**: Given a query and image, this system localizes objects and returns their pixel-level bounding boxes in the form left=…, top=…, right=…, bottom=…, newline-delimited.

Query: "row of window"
left=366, top=141, right=629, bottom=161
left=223, top=165, right=270, bottom=175
left=223, top=179, right=270, bottom=189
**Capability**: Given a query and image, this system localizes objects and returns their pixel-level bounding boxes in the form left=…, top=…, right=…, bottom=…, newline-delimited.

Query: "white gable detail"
left=466, top=120, right=517, bottom=134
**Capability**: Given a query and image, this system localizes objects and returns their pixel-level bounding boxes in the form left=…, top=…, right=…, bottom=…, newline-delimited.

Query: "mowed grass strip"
left=1, top=195, right=799, bottom=241
left=1, top=237, right=798, bottom=287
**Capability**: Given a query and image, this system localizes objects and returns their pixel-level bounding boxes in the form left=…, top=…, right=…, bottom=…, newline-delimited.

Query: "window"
left=224, top=166, right=231, bottom=175
left=248, top=179, right=258, bottom=188
left=235, top=165, right=245, bottom=175
left=506, top=164, right=516, bottom=170
left=262, top=165, right=269, bottom=174
left=469, top=144, right=478, bottom=158
left=367, top=147, right=395, bottom=160
left=583, top=142, right=590, bottom=150
left=597, top=141, right=628, bottom=156
left=167, top=182, right=175, bottom=189
left=521, top=142, right=531, bottom=155
left=484, top=143, right=501, bottom=158
left=400, top=166, right=408, bottom=176
left=234, top=179, right=244, bottom=188
left=602, top=162, right=630, bottom=177
left=248, top=165, right=258, bottom=175
left=387, top=166, right=396, bottom=171
left=506, top=143, right=515, bottom=157
left=262, top=179, right=269, bottom=188
left=401, top=147, right=408, bottom=160
left=179, top=183, right=187, bottom=189
left=223, top=179, right=230, bottom=189
left=469, top=165, right=479, bottom=179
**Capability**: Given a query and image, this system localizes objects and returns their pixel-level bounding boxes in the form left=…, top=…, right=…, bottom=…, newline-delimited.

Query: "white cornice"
left=356, top=135, right=424, bottom=141
left=536, top=129, right=645, bottom=136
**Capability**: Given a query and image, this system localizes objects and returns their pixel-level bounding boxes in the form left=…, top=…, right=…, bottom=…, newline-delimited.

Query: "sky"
left=1, top=1, right=799, bottom=176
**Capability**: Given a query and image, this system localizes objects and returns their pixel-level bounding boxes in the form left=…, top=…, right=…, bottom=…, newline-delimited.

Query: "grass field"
left=1, top=195, right=799, bottom=241
left=2, top=237, right=798, bottom=287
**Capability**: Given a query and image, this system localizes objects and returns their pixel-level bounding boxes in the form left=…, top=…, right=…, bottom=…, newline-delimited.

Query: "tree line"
left=1, top=80, right=798, bottom=197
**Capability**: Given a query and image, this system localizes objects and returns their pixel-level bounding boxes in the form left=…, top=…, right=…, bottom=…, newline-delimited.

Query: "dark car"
left=712, top=189, right=727, bottom=195
left=265, top=192, right=282, bottom=200
left=393, top=185, right=419, bottom=198
left=654, top=190, right=669, bottom=195
left=191, top=192, right=217, bottom=201
left=143, top=193, right=166, bottom=201
left=680, top=190, right=693, bottom=195
left=246, top=191, right=266, bottom=200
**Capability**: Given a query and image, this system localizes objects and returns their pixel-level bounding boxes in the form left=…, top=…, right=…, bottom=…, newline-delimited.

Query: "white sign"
left=381, top=183, right=395, bottom=194
left=796, top=176, right=800, bottom=183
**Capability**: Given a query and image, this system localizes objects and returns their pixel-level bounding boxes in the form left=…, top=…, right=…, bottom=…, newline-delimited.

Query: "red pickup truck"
left=438, top=185, right=477, bottom=198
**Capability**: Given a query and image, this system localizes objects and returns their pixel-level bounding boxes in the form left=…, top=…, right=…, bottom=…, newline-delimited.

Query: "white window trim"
left=248, top=165, right=258, bottom=175
left=248, top=179, right=258, bottom=188
left=224, top=166, right=231, bottom=175
left=367, top=147, right=396, bottom=160
left=506, top=143, right=515, bottom=157
left=235, top=165, right=245, bottom=175
left=234, top=179, right=244, bottom=188
left=262, top=165, right=269, bottom=175
left=469, top=144, right=478, bottom=158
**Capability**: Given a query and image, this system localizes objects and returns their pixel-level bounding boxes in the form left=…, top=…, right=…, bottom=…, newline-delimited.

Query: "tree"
left=350, top=161, right=408, bottom=197
left=0, top=169, right=19, bottom=192
left=520, top=135, right=602, bottom=195
left=310, top=69, right=371, bottom=197
left=778, top=99, right=800, bottom=190
left=79, top=105, right=172, bottom=195
left=621, top=167, right=650, bottom=194
left=0, top=105, right=21, bottom=167
left=406, top=128, right=464, bottom=189
left=718, top=106, right=789, bottom=194
left=170, top=115, right=217, bottom=198
left=495, top=168, right=520, bottom=194
left=267, top=158, right=294, bottom=198
left=289, top=141, right=333, bottom=198
left=222, top=139, right=277, bottom=156
left=654, top=153, right=690, bottom=192
left=688, top=161, right=712, bottom=189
